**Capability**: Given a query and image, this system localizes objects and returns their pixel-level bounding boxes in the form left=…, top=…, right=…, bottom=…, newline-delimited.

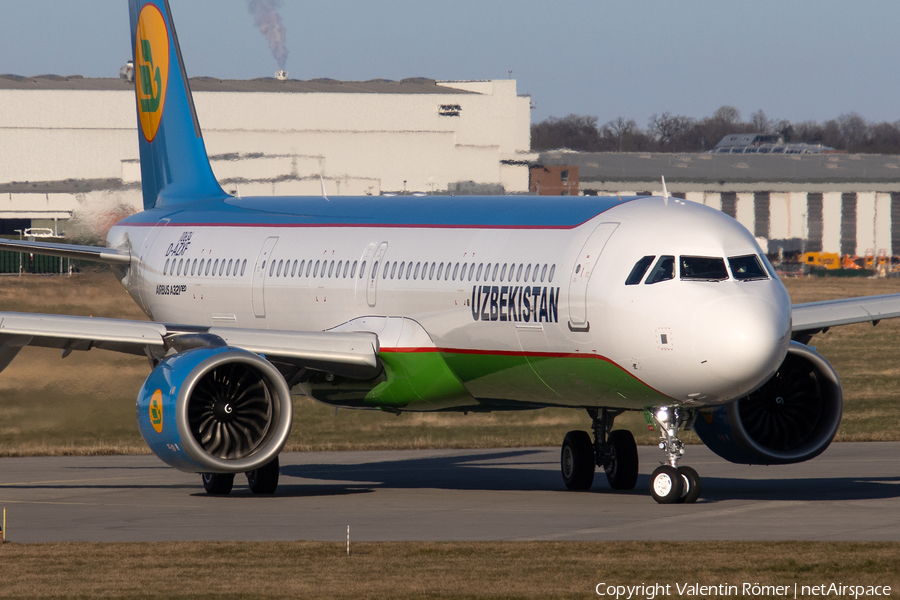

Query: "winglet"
left=129, top=0, right=227, bottom=210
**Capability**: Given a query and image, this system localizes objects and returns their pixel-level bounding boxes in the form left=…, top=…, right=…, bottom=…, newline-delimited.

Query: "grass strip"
left=0, top=540, right=898, bottom=599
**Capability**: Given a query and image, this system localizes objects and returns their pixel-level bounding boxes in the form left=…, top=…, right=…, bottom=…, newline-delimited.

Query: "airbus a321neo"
left=2, top=0, right=899, bottom=503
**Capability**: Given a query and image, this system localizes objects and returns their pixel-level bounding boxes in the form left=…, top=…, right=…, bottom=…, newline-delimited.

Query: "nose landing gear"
left=560, top=409, right=639, bottom=492
left=649, top=407, right=701, bottom=504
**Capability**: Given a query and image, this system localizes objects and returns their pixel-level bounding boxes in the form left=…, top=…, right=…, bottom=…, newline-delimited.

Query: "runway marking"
left=0, top=476, right=159, bottom=487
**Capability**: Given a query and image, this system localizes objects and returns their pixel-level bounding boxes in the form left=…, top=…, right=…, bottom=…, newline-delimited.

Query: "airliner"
left=2, top=0, right=899, bottom=503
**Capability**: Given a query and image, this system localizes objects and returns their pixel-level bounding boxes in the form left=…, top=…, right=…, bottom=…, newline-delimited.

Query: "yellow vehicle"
left=802, top=252, right=840, bottom=270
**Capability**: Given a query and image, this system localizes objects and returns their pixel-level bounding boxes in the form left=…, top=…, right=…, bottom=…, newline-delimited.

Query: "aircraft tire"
left=649, top=465, right=683, bottom=504
left=247, top=456, right=280, bottom=494
left=605, top=430, right=639, bottom=490
left=202, top=472, right=235, bottom=495
left=561, top=430, right=595, bottom=491
left=676, top=466, right=701, bottom=504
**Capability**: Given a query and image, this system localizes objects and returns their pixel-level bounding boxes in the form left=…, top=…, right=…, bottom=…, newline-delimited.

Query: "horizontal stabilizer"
left=0, top=239, right=131, bottom=265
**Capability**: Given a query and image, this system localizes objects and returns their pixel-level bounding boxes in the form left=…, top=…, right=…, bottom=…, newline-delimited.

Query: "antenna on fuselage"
left=661, top=176, right=669, bottom=204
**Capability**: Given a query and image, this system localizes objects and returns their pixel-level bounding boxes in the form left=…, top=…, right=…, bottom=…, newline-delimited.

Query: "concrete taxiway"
left=1, top=442, right=899, bottom=543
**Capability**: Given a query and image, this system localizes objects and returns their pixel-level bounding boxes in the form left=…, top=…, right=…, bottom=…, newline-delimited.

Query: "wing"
left=0, top=312, right=380, bottom=380
left=791, top=293, right=900, bottom=340
left=0, top=239, right=131, bottom=265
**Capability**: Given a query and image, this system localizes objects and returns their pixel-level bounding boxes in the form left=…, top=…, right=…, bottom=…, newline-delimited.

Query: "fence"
left=0, top=250, right=72, bottom=274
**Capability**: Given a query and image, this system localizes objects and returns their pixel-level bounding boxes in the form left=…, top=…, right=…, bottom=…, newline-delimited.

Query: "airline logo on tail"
left=135, top=4, right=169, bottom=142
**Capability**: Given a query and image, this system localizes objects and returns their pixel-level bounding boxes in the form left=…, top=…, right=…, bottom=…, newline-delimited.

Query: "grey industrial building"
left=539, top=150, right=900, bottom=257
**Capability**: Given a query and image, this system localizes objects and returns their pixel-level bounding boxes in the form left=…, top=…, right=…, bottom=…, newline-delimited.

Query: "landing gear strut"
left=649, top=407, right=701, bottom=504
left=560, top=409, right=639, bottom=491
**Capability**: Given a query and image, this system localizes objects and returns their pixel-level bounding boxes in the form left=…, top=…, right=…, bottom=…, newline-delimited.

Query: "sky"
left=1, top=0, right=900, bottom=128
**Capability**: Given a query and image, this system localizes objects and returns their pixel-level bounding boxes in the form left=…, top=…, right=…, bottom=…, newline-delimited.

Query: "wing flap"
left=0, top=312, right=381, bottom=380
left=792, top=293, right=900, bottom=333
left=0, top=239, right=131, bottom=265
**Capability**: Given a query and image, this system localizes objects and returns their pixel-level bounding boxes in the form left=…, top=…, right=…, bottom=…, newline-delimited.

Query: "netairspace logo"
left=594, top=582, right=893, bottom=599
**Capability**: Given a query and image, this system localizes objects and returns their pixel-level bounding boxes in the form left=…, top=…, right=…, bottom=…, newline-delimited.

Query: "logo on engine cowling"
left=149, top=389, right=164, bottom=433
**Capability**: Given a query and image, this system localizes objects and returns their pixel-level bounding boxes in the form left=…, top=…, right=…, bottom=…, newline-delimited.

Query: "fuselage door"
left=252, top=236, right=279, bottom=318
left=366, top=242, right=389, bottom=307
left=567, top=222, right=618, bottom=331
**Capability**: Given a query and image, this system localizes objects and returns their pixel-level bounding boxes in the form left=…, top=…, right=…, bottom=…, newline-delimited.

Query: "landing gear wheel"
left=649, top=465, right=683, bottom=504
left=604, top=430, right=639, bottom=490
left=246, top=456, right=280, bottom=494
left=202, top=472, right=234, bottom=495
left=676, top=466, right=701, bottom=504
left=561, top=431, right=595, bottom=491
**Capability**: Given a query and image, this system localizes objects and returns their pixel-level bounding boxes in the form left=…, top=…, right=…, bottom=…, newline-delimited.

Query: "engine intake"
left=136, top=346, right=293, bottom=473
left=693, top=341, right=842, bottom=465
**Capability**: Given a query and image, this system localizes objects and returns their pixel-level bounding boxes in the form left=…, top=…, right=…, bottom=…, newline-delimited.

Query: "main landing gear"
left=561, top=409, right=639, bottom=492
left=201, top=456, right=280, bottom=495
left=648, top=407, right=701, bottom=504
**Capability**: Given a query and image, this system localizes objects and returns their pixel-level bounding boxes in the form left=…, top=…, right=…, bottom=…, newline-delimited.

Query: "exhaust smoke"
left=247, top=0, right=288, bottom=72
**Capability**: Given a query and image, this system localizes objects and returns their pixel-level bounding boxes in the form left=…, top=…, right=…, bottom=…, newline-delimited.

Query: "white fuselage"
left=108, top=195, right=792, bottom=411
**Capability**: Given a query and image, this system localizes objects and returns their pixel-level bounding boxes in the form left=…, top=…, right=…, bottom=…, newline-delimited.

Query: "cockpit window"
left=645, top=255, right=675, bottom=284
left=625, top=255, right=656, bottom=285
left=680, top=256, right=729, bottom=281
left=728, top=254, right=769, bottom=281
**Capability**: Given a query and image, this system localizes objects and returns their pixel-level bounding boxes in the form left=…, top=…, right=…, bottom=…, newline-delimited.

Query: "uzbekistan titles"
left=471, top=285, right=560, bottom=323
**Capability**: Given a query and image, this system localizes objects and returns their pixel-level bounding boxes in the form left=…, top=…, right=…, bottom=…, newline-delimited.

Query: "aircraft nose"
left=694, top=292, right=791, bottom=399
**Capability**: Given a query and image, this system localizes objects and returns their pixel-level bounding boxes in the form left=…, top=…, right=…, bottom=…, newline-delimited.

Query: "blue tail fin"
left=129, top=0, right=226, bottom=210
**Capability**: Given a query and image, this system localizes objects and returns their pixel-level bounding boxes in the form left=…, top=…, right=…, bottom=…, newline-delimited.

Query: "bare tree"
left=648, top=112, right=694, bottom=146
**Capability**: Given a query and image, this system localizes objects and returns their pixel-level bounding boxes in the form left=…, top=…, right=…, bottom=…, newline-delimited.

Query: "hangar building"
left=0, top=75, right=535, bottom=236
left=539, top=150, right=900, bottom=258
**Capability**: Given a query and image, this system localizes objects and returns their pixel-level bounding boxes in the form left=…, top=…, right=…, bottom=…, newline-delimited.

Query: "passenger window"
left=189, top=259, right=195, bottom=276
left=335, top=260, right=341, bottom=278
left=228, top=259, right=234, bottom=276
left=406, top=262, right=413, bottom=279
left=383, top=261, right=389, bottom=279
left=476, top=263, right=483, bottom=281
left=198, top=259, right=205, bottom=276
left=645, top=256, right=675, bottom=284
left=219, top=260, right=226, bottom=276
left=414, top=262, right=421, bottom=279
left=625, top=255, right=656, bottom=285
left=468, top=264, right=476, bottom=282
left=206, top=260, right=212, bottom=276
left=429, top=263, right=436, bottom=280
left=492, top=263, right=499, bottom=281
left=241, top=259, right=247, bottom=276
left=314, top=260, right=320, bottom=277
left=329, top=260, right=335, bottom=278
left=549, top=264, right=555, bottom=282
left=445, top=263, right=451, bottom=280
left=523, top=264, right=531, bottom=281
left=437, top=263, right=444, bottom=280
left=343, top=260, right=349, bottom=278
left=276, top=260, right=283, bottom=277
left=460, top=263, right=467, bottom=281
left=352, top=260, right=359, bottom=278
left=371, top=261, right=379, bottom=280
left=516, top=264, right=523, bottom=282
left=532, top=263, right=539, bottom=282
left=399, top=261, right=405, bottom=278
left=291, top=260, right=297, bottom=277
left=485, top=263, right=491, bottom=281
left=164, top=259, right=170, bottom=275
left=269, top=260, right=276, bottom=277
left=680, top=256, right=728, bottom=281
left=500, top=264, right=508, bottom=282
left=540, top=264, right=547, bottom=282
left=176, top=259, right=183, bottom=276
left=453, top=263, right=459, bottom=280
left=728, top=255, right=768, bottom=281
left=212, top=259, right=219, bottom=276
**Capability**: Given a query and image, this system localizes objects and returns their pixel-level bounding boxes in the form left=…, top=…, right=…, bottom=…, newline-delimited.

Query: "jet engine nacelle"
left=693, top=341, right=842, bottom=465
left=136, top=346, right=293, bottom=473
